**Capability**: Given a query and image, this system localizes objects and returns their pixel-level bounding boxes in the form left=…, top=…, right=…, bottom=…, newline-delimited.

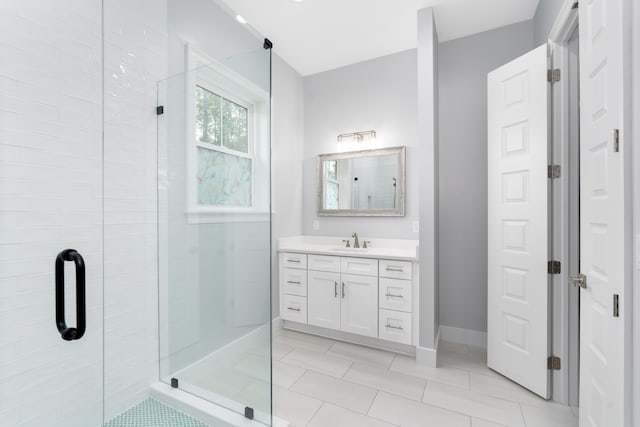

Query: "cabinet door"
left=282, top=268, right=307, bottom=296
left=379, top=277, right=412, bottom=313
left=340, top=274, right=378, bottom=337
left=282, top=294, right=307, bottom=323
left=307, top=270, right=341, bottom=331
left=281, top=252, right=307, bottom=269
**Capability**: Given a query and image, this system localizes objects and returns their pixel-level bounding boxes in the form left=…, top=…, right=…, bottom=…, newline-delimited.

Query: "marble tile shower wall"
left=103, top=0, right=167, bottom=420
left=0, top=1, right=104, bottom=425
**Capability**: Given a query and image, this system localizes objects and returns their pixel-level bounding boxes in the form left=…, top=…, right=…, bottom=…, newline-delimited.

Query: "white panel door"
left=487, top=44, right=550, bottom=398
left=340, top=274, right=378, bottom=337
left=578, top=0, right=628, bottom=424
left=307, top=270, right=341, bottom=330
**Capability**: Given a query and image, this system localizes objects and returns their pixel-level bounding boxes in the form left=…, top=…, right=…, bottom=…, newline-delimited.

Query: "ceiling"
left=220, top=0, right=540, bottom=76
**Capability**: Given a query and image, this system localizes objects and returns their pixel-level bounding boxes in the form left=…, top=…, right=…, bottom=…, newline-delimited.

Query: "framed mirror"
left=318, top=146, right=406, bottom=216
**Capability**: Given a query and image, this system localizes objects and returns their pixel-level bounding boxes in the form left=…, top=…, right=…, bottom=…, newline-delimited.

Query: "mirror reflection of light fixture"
left=337, top=130, right=376, bottom=143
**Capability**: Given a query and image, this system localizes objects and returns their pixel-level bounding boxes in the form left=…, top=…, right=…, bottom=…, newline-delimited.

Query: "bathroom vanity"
left=278, top=236, right=419, bottom=353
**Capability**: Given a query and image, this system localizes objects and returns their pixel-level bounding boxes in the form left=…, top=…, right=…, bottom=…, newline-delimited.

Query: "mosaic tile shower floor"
left=103, top=398, right=228, bottom=427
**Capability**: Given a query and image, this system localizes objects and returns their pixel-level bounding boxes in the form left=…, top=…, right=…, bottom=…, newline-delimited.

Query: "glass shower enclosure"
left=157, top=9, right=273, bottom=425
left=0, top=0, right=272, bottom=425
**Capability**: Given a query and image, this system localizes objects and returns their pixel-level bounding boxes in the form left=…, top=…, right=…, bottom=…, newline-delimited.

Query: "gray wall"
left=533, top=0, right=564, bottom=46
left=272, top=54, right=305, bottom=318
left=417, top=7, right=439, bottom=349
left=632, top=0, right=640, bottom=423
left=302, top=49, right=419, bottom=240
left=437, top=21, right=534, bottom=333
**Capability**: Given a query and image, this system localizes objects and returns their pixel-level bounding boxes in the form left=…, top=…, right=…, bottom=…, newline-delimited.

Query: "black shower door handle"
left=55, top=249, right=86, bottom=341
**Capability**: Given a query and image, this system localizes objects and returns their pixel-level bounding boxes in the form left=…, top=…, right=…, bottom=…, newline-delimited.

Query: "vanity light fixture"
left=337, top=130, right=376, bottom=143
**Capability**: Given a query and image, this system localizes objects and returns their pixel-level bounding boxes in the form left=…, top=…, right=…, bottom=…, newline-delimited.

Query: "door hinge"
left=547, top=69, right=561, bottom=83
left=548, top=165, right=561, bottom=179
left=613, top=129, right=620, bottom=152
left=613, top=294, right=620, bottom=317
left=156, top=105, right=164, bottom=115
left=548, top=356, right=561, bottom=370
left=548, top=260, right=561, bottom=274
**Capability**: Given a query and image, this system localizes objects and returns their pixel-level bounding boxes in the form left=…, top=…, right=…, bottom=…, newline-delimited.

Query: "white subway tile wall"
left=103, top=0, right=167, bottom=421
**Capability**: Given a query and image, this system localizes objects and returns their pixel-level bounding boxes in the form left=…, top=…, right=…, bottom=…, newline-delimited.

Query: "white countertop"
left=278, top=235, right=419, bottom=261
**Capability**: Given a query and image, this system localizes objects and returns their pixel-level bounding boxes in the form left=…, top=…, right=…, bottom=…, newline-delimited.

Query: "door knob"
left=569, top=274, right=587, bottom=289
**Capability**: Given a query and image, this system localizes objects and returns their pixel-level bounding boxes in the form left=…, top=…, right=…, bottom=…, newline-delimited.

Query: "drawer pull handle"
left=385, top=293, right=403, bottom=298
left=287, top=307, right=301, bottom=312
left=287, top=259, right=301, bottom=263
left=287, top=280, right=301, bottom=285
left=334, top=281, right=338, bottom=298
left=342, top=282, right=345, bottom=299
left=386, top=267, right=404, bottom=272
left=385, top=323, right=404, bottom=330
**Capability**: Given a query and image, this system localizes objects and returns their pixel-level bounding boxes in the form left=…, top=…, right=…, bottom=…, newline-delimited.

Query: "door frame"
left=549, top=0, right=635, bottom=421
left=547, top=0, right=580, bottom=406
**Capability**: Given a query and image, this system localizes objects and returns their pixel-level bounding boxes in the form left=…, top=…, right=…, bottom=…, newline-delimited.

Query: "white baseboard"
left=283, top=321, right=416, bottom=356
left=416, top=345, right=437, bottom=367
left=439, top=325, right=487, bottom=349
left=272, top=316, right=284, bottom=336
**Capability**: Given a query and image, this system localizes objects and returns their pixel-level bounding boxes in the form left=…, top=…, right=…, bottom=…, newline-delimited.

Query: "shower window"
left=185, top=46, right=269, bottom=222
left=195, top=85, right=253, bottom=207
left=196, top=86, right=249, bottom=153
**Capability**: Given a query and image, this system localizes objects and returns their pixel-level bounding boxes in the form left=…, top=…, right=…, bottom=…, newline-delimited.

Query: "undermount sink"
left=329, top=247, right=370, bottom=253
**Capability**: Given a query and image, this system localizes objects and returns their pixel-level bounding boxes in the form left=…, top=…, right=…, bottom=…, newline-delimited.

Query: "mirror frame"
left=317, top=146, right=406, bottom=217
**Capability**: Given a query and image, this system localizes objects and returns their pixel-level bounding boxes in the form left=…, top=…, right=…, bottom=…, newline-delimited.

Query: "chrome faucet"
left=352, top=232, right=360, bottom=248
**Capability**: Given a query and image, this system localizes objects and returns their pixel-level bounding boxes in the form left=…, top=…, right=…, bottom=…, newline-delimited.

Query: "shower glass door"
left=0, top=1, right=105, bottom=426
left=157, top=2, right=272, bottom=424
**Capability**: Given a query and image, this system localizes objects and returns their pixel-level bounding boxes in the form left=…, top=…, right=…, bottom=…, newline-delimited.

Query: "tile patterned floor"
left=272, top=330, right=579, bottom=427
left=103, top=398, right=213, bottom=427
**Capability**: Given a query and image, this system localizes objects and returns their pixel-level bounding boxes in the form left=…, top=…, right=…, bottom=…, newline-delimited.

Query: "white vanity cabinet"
left=307, top=269, right=340, bottom=330
left=279, top=248, right=417, bottom=346
left=340, top=273, right=378, bottom=337
left=378, top=260, right=413, bottom=345
left=306, top=255, right=378, bottom=337
left=280, top=252, right=308, bottom=323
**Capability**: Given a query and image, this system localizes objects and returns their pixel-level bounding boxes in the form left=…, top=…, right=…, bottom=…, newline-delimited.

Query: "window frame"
left=194, top=83, right=253, bottom=159
left=184, top=45, right=269, bottom=223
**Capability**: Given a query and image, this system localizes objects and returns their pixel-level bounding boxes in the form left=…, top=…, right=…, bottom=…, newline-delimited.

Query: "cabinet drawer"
left=378, top=309, right=412, bottom=345
left=308, top=254, right=340, bottom=272
left=379, top=259, right=412, bottom=280
left=341, top=257, right=378, bottom=277
left=282, top=268, right=307, bottom=296
left=282, top=294, right=307, bottom=323
left=281, top=252, right=307, bottom=269
left=379, top=278, right=412, bottom=313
